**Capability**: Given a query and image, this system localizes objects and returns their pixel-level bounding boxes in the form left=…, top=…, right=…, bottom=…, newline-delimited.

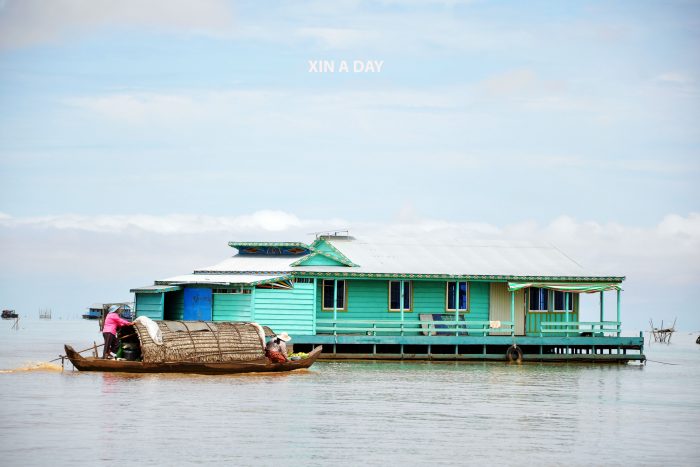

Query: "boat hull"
left=64, top=345, right=322, bottom=375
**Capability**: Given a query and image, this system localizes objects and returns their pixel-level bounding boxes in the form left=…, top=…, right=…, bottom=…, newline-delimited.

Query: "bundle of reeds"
left=134, top=321, right=266, bottom=363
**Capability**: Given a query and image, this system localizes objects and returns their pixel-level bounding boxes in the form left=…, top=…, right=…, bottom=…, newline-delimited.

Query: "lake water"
left=1, top=320, right=699, bottom=466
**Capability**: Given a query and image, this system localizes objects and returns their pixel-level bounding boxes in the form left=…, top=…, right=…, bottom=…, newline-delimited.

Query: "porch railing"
left=316, top=319, right=515, bottom=336
left=539, top=321, right=621, bottom=337
left=315, top=319, right=622, bottom=338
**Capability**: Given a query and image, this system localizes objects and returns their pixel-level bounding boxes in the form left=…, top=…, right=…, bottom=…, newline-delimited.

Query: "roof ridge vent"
left=309, top=229, right=354, bottom=240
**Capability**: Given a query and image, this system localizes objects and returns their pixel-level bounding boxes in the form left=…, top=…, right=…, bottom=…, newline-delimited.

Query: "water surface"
left=1, top=320, right=699, bottom=466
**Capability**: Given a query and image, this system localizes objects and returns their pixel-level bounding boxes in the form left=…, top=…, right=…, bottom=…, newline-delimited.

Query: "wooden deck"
left=293, top=323, right=646, bottom=363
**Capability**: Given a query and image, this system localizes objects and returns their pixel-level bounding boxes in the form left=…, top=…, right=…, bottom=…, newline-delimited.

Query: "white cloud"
left=297, top=27, right=379, bottom=49
left=1, top=211, right=698, bottom=327
left=2, top=211, right=698, bottom=283
left=483, top=69, right=540, bottom=95
left=523, top=155, right=700, bottom=175
left=66, top=93, right=206, bottom=124
left=0, top=210, right=319, bottom=234
left=0, top=0, right=234, bottom=49
left=655, top=72, right=694, bottom=86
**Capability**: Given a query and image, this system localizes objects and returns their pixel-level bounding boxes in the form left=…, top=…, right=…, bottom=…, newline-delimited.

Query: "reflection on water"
left=1, top=321, right=699, bottom=466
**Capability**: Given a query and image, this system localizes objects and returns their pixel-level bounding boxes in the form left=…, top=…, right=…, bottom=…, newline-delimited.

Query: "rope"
left=645, top=359, right=679, bottom=366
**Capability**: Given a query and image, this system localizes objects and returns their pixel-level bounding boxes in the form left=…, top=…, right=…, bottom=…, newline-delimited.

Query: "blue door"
left=183, top=287, right=212, bottom=321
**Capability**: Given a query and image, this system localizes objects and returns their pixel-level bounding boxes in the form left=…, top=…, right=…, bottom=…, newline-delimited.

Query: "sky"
left=0, top=0, right=698, bottom=330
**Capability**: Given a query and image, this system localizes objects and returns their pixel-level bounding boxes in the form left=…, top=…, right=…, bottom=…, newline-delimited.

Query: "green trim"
left=310, top=238, right=358, bottom=267
left=247, top=275, right=293, bottom=286
left=508, top=282, right=622, bottom=293
left=185, top=271, right=624, bottom=283
left=290, top=250, right=357, bottom=267
left=291, top=271, right=625, bottom=282
left=154, top=275, right=291, bottom=287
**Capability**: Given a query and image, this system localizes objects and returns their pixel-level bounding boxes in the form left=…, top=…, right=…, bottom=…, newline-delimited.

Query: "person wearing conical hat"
left=101, top=305, right=133, bottom=359
left=265, top=332, right=291, bottom=363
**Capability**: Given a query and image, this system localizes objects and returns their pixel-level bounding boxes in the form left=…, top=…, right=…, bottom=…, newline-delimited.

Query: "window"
left=293, top=278, right=314, bottom=283
left=322, top=280, right=346, bottom=310
left=553, top=291, right=573, bottom=312
left=389, top=281, right=412, bottom=311
left=529, top=287, right=549, bottom=311
left=446, top=281, right=468, bottom=311
left=213, top=288, right=242, bottom=294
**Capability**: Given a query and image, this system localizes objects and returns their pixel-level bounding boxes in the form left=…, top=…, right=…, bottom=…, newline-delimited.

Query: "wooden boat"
left=63, top=319, right=321, bottom=375
left=2, top=309, right=18, bottom=319
left=64, top=344, right=322, bottom=375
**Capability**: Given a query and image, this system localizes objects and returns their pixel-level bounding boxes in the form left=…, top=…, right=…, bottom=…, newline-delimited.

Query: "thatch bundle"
left=134, top=321, right=266, bottom=364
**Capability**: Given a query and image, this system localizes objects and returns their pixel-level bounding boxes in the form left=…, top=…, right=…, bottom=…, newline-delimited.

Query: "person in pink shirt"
left=102, top=305, right=133, bottom=359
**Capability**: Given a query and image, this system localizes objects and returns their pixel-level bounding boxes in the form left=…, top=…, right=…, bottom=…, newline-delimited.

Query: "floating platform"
left=291, top=334, right=645, bottom=363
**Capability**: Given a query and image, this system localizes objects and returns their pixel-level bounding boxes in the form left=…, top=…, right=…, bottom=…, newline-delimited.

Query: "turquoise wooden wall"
left=135, top=293, right=163, bottom=320
left=252, top=283, right=315, bottom=335
left=312, top=239, right=335, bottom=254
left=300, top=254, right=345, bottom=266
left=213, top=293, right=252, bottom=321
left=413, top=281, right=444, bottom=314
left=526, top=295, right=579, bottom=335
left=315, top=279, right=491, bottom=324
left=163, top=290, right=184, bottom=320
left=468, top=282, right=490, bottom=321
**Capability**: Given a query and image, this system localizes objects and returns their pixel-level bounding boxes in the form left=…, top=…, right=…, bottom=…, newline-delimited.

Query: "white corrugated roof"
left=311, top=237, right=594, bottom=277
left=195, top=255, right=296, bottom=273
left=129, top=284, right=182, bottom=293
left=184, top=237, right=620, bottom=279
left=157, top=274, right=288, bottom=285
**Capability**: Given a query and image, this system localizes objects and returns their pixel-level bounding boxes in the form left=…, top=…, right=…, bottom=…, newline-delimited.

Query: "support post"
left=333, top=279, right=338, bottom=321
left=251, top=287, right=256, bottom=321
left=400, top=281, right=405, bottom=328
left=616, top=288, right=621, bottom=337
left=599, top=291, right=604, bottom=323
left=564, top=291, right=570, bottom=336
left=312, top=278, right=317, bottom=335
left=455, top=281, right=460, bottom=336
left=455, top=281, right=459, bottom=322
left=400, top=281, right=405, bottom=356
left=510, top=290, right=515, bottom=337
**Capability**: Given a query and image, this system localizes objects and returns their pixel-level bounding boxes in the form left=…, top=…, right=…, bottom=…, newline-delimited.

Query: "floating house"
left=83, top=302, right=133, bottom=320
left=131, top=233, right=645, bottom=363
